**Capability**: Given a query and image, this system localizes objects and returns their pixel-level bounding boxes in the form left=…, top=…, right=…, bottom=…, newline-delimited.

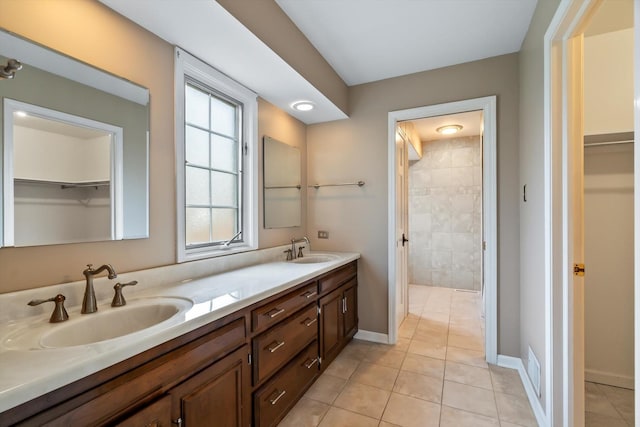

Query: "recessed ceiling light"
left=292, top=101, right=314, bottom=112
left=436, top=124, right=463, bottom=135
left=15, top=111, right=27, bottom=118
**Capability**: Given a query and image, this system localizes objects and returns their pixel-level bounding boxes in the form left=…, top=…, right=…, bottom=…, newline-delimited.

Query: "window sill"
left=178, top=243, right=258, bottom=264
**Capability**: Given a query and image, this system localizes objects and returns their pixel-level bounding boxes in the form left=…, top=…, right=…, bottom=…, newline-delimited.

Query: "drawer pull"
left=304, top=357, right=319, bottom=369
left=266, top=308, right=285, bottom=318
left=303, top=317, right=317, bottom=327
left=302, top=290, right=317, bottom=299
left=267, top=340, right=285, bottom=353
left=269, top=389, right=286, bottom=405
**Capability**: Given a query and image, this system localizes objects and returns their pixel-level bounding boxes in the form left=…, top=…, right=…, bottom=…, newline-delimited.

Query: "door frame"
left=387, top=95, right=498, bottom=364
left=544, top=0, right=640, bottom=424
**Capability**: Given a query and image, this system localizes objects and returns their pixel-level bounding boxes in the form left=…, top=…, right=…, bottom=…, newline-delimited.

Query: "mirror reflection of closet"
left=263, top=136, right=301, bottom=228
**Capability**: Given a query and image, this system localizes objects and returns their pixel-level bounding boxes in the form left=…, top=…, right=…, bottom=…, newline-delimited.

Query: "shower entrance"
left=387, top=96, right=498, bottom=364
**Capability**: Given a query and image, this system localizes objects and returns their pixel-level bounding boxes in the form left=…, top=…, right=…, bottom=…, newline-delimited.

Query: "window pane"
left=211, top=97, right=236, bottom=137
left=186, top=166, right=209, bottom=205
left=211, top=171, right=237, bottom=207
left=185, top=85, right=209, bottom=129
left=185, top=126, right=209, bottom=167
left=211, top=208, right=236, bottom=241
left=186, top=208, right=210, bottom=245
left=211, top=135, right=237, bottom=172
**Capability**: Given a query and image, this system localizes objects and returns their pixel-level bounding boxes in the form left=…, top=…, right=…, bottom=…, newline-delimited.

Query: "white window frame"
left=175, top=47, right=258, bottom=263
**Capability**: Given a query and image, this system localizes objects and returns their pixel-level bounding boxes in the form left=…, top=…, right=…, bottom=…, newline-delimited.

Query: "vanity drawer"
left=318, top=261, right=356, bottom=295
left=252, top=281, right=318, bottom=333
left=253, top=341, right=319, bottom=427
left=253, top=304, right=317, bottom=385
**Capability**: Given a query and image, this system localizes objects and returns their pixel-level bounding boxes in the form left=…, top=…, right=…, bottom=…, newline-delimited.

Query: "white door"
left=395, top=125, right=409, bottom=328
left=568, top=33, right=585, bottom=425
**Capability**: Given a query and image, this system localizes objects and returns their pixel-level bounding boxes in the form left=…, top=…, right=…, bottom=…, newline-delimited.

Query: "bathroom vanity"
left=0, top=254, right=359, bottom=427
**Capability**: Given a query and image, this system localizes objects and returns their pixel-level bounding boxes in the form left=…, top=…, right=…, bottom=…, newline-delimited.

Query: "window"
left=175, top=48, right=258, bottom=262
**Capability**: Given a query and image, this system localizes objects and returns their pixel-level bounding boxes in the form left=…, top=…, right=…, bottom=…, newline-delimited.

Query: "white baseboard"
left=354, top=330, right=389, bottom=344
left=497, top=355, right=547, bottom=427
left=585, top=369, right=634, bottom=390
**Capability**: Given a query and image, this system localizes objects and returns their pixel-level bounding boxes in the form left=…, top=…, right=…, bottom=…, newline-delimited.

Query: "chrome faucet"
left=82, top=264, right=117, bottom=314
left=291, top=237, right=310, bottom=259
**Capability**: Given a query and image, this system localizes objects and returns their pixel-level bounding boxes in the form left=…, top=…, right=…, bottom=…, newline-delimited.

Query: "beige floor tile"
left=444, top=361, right=492, bottom=390
left=277, top=397, right=330, bottom=427
left=392, top=337, right=411, bottom=353
left=585, top=382, right=622, bottom=419
left=317, top=407, right=379, bottom=427
left=363, top=347, right=407, bottom=369
left=585, top=411, right=630, bottom=427
left=381, top=392, right=441, bottom=427
left=447, top=332, right=483, bottom=351
left=339, top=339, right=373, bottom=361
left=445, top=346, right=487, bottom=368
left=494, top=392, right=537, bottom=427
left=497, top=422, right=524, bottom=427
left=333, top=381, right=391, bottom=419
left=408, top=338, right=446, bottom=360
left=439, top=405, right=499, bottom=427
left=379, top=422, right=402, bottom=427
left=489, top=365, right=526, bottom=397
left=323, top=354, right=361, bottom=379
left=399, top=323, right=417, bottom=339
left=412, top=329, right=448, bottom=344
left=304, top=373, right=347, bottom=404
left=442, top=381, right=497, bottom=418
left=596, top=383, right=635, bottom=424
left=393, top=370, right=443, bottom=404
left=400, top=353, right=445, bottom=379
left=350, top=362, right=399, bottom=391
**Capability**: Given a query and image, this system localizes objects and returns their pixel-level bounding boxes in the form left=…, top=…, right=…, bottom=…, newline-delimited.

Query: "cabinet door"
left=115, top=396, right=172, bottom=427
left=319, top=288, right=343, bottom=366
left=169, top=345, right=250, bottom=427
left=343, top=280, right=358, bottom=340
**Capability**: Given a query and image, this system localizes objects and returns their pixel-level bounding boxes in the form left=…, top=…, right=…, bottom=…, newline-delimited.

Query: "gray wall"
left=518, top=0, right=562, bottom=415
left=307, top=53, right=521, bottom=356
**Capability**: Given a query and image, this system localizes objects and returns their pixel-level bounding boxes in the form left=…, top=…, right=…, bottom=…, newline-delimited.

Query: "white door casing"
left=395, top=126, right=409, bottom=328
left=387, top=96, right=497, bottom=365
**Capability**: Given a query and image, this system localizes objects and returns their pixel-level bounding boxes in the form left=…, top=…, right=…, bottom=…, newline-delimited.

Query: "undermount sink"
left=3, top=297, right=193, bottom=350
left=291, top=254, right=340, bottom=264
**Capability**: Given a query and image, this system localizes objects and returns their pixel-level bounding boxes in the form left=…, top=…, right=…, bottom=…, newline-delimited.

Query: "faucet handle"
left=297, top=246, right=305, bottom=258
left=111, top=281, right=138, bottom=307
left=283, top=249, right=293, bottom=261
left=28, top=294, right=69, bottom=323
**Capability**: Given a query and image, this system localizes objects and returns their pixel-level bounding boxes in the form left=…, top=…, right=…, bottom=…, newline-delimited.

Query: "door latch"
left=573, top=263, right=585, bottom=277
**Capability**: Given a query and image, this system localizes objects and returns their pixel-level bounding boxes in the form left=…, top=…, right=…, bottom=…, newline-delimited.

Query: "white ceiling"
left=99, top=0, right=538, bottom=123
left=276, top=0, right=539, bottom=86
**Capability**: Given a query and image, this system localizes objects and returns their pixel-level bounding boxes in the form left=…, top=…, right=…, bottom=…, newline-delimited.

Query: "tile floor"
left=585, top=381, right=634, bottom=426
left=277, top=285, right=538, bottom=427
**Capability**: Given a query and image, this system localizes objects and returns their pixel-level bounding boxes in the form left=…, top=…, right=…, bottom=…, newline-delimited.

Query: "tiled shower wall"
left=408, top=135, right=482, bottom=290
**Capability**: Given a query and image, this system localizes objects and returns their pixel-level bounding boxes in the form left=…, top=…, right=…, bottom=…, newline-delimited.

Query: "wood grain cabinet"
left=2, top=261, right=358, bottom=427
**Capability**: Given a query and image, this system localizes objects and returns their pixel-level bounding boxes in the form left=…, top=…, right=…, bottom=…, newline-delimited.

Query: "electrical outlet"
left=318, top=230, right=329, bottom=239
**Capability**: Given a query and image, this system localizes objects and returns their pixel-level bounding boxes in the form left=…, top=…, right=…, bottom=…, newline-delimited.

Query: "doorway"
left=387, top=96, right=498, bottom=364
left=545, top=0, right=638, bottom=424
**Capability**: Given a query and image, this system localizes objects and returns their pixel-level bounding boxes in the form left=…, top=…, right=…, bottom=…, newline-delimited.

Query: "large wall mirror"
left=263, top=136, right=301, bottom=228
left=0, top=29, right=149, bottom=247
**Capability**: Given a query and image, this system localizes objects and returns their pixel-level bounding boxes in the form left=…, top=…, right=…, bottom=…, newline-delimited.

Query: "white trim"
left=634, top=0, right=640, bottom=414
left=497, top=355, right=548, bottom=427
left=2, top=98, right=124, bottom=246
left=354, top=330, right=389, bottom=344
left=174, top=47, right=259, bottom=263
left=387, top=96, right=498, bottom=363
left=584, top=369, right=634, bottom=390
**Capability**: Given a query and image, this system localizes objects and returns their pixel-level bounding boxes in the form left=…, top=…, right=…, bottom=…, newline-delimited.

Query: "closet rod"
left=584, top=140, right=634, bottom=147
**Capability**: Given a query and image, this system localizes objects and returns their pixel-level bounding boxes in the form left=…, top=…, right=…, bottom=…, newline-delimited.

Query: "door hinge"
left=482, top=241, right=486, bottom=251
left=248, top=353, right=252, bottom=365
left=317, top=306, right=321, bottom=315
left=573, top=263, right=585, bottom=277
left=243, top=143, right=248, bottom=155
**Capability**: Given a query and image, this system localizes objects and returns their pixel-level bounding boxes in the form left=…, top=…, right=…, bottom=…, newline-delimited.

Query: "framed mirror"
left=0, top=29, right=149, bottom=247
left=263, top=136, right=301, bottom=228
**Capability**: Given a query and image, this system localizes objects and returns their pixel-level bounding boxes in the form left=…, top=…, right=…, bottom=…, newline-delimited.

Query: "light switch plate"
left=318, top=230, right=329, bottom=239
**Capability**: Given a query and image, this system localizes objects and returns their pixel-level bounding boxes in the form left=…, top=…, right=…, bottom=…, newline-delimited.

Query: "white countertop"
left=0, top=251, right=359, bottom=413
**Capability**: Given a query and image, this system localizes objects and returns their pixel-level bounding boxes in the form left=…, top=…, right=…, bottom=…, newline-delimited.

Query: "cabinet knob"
left=172, top=418, right=182, bottom=427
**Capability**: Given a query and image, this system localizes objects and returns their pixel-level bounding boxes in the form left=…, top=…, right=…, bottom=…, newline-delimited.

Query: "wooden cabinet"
left=319, top=276, right=358, bottom=368
left=168, top=345, right=250, bottom=427
left=3, top=261, right=358, bottom=427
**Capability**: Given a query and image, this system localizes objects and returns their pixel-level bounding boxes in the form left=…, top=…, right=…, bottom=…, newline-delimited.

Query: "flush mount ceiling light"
left=436, top=124, right=463, bottom=135
left=291, top=101, right=314, bottom=112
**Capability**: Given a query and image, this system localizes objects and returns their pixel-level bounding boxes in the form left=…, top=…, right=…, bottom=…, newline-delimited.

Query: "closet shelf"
left=14, top=178, right=110, bottom=189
